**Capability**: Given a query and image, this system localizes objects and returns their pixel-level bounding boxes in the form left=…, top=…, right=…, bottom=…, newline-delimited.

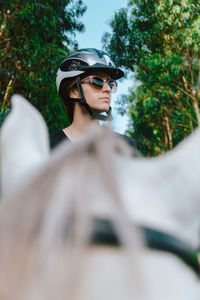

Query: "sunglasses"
left=81, top=76, right=117, bottom=93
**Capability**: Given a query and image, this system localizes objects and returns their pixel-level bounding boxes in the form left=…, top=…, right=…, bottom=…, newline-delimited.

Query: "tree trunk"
left=198, top=58, right=200, bottom=98
left=189, top=116, right=194, bottom=132
left=164, top=114, right=173, bottom=149
left=2, top=74, right=14, bottom=110
left=192, top=98, right=200, bottom=126
left=188, top=57, right=200, bottom=126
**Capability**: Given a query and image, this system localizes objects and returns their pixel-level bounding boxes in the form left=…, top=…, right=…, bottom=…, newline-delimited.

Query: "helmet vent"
left=60, top=59, right=88, bottom=71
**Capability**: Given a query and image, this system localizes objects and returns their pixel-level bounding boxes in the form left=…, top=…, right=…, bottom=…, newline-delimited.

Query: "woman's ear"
left=69, top=88, right=79, bottom=99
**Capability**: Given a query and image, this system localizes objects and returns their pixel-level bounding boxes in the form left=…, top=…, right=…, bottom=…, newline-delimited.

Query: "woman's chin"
left=93, top=104, right=110, bottom=112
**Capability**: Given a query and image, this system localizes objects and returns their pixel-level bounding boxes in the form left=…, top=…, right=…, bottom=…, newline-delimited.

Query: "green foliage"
left=0, top=108, right=10, bottom=128
left=103, top=0, right=200, bottom=156
left=0, top=0, right=86, bottom=132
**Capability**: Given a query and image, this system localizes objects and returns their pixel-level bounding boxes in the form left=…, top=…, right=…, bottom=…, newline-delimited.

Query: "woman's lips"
left=99, top=97, right=110, bottom=102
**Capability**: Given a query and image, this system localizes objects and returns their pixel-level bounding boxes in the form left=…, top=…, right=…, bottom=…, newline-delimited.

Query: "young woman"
left=50, top=48, right=137, bottom=151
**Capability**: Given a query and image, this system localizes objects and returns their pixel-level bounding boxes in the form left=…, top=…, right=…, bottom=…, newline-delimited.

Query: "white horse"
left=0, top=95, right=199, bottom=300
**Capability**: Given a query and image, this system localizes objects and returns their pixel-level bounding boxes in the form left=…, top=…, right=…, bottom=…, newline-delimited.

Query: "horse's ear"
left=0, top=94, right=50, bottom=197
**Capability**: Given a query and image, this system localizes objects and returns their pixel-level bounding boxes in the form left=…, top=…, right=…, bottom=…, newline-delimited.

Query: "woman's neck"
left=63, top=105, right=99, bottom=141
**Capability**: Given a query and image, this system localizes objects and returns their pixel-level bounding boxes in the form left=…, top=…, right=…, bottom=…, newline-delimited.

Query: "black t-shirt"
left=49, top=130, right=69, bottom=149
left=50, top=129, right=139, bottom=156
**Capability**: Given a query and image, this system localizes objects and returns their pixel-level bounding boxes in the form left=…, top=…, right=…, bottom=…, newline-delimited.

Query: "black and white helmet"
left=56, top=48, right=124, bottom=94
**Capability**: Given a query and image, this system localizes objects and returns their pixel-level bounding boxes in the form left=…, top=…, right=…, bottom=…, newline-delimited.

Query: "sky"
left=75, top=0, right=134, bottom=134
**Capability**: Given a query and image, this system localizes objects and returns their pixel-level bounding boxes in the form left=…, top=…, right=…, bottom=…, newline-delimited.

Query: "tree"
left=0, top=0, right=86, bottom=131
left=103, top=0, right=200, bottom=156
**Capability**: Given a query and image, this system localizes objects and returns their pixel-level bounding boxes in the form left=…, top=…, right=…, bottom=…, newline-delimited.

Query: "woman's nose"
left=103, top=82, right=111, bottom=92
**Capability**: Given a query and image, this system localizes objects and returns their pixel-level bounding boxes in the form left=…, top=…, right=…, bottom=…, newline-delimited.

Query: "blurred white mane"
left=0, top=95, right=199, bottom=300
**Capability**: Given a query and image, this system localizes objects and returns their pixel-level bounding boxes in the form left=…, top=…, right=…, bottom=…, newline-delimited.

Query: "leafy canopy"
left=0, top=0, right=86, bottom=131
left=103, top=0, right=200, bottom=156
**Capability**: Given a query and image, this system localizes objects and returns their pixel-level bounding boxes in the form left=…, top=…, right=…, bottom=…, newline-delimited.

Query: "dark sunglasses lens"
left=91, top=77, right=104, bottom=89
left=108, top=80, right=115, bottom=88
left=90, top=77, right=117, bottom=93
left=108, top=80, right=117, bottom=92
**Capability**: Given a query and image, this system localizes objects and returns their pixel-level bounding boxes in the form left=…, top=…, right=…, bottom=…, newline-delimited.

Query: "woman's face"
left=69, top=71, right=114, bottom=112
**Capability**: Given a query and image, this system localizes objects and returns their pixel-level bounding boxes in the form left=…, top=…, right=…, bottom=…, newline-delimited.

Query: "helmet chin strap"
left=91, top=106, right=113, bottom=121
left=76, top=76, right=113, bottom=121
